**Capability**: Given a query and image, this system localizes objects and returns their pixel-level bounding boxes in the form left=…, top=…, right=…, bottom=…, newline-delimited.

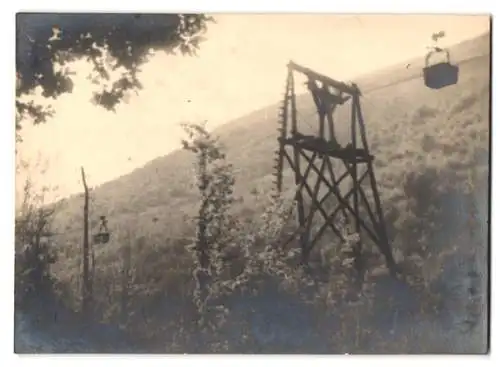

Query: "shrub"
left=177, top=121, right=388, bottom=352
left=15, top=174, right=58, bottom=308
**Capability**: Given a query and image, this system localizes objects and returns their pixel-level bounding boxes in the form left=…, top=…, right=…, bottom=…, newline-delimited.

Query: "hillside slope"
left=51, top=31, right=490, bottom=247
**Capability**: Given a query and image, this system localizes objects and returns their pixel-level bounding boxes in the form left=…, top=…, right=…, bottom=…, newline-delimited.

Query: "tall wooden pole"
left=81, top=167, right=91, bottom=318
left=120, top=235, right=131, bottom=328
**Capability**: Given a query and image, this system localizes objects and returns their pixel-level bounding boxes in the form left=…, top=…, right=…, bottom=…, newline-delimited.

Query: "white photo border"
left=1, top=1, right=497, bottom=366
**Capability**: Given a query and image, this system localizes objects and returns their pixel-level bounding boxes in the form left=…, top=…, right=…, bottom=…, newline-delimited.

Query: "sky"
left=16, top=14, right=490, bottom=203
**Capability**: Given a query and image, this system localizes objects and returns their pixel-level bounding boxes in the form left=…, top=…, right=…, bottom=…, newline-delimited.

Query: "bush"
left=15, top=176, right=58, bottom=308
left=176, top=121, right=392, bottom=352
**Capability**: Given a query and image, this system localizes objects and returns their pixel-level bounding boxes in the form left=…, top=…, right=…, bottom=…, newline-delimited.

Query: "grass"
left=20, top=31, right=490, bottom=353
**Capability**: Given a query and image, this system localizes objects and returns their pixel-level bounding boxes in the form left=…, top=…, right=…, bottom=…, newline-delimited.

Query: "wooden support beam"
left=348, top=98, right=365, bottom=288
left=293, top=150, right=318, bottom=195
left=354, top=96, right=398, bottom=273
left=281, top=138, right=373, bottom=163
left=303, top=156, right=328, bottom=249
left=319, top=112, right=326, bottom=141
left=309, top=196, right=376, bottom=254
left=289, top=70, right=298, bottom=134
left=289, top=152, right=308, bottom=254
left=80, top=166, right=91, bottom=319
left=282, top=152, right=348, bottom=253
left=288, top=60, right=360, bottom=96
left=275, top=73, right=290, bottom=193
left=324, top=157, right=350, bottom=221
left=293, top=168, right=369, bottom=252
left=299, top=150, right=379, bottom=242
left=351, top=172, right=380, bottom=232
left=300, top=178, right=345, bottom=243
left=326, top=108, right=336, bottom=143
left=289, top=70, right=308, bottom=253
left=334, top=157, right=382, bottom=234
left=310, top=171, right=378, bottom=242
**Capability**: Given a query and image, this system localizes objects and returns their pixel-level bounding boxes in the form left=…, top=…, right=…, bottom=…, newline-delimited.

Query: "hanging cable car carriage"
left=423, top=47, right=459, bottom=89
left=93, top=215, right=111, bottom=244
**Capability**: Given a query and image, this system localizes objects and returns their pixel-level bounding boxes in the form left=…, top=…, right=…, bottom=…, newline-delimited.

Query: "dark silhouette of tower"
left=274, top=61, right=398, bottom=276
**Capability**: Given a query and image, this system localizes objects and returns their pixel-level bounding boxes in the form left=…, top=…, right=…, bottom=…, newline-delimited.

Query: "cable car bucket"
left=93, top=215, right=111, bottom=244
left=423, top=47, right=459, bottom=89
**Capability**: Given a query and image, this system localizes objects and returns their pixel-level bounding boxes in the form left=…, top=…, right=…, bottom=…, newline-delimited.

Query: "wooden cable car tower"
left=274, top=61, right=399, bottom=276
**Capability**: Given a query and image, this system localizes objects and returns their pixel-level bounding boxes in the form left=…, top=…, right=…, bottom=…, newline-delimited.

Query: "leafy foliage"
left=16, top=13, right=214, bottom=131
left=177, top=122, right=385, bottom=352
left=179, top=123, right=291, bottom=350
left=15, top=171, right=58, bottom=307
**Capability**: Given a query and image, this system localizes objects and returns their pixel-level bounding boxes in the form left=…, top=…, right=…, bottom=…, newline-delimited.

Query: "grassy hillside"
left=51, top=31, right=490, bottom=245
left=35, top=32, right=490, bottom=352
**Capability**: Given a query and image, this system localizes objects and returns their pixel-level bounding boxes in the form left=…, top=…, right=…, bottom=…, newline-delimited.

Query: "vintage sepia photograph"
left=14, top=13, right=490, bottom=354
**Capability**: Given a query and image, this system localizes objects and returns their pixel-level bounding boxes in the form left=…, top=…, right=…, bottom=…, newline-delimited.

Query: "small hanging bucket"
left=423, top=47, right=459, bottom=89
left=93, top=232, right=110, bottom=244
left=93, top=215, right=111, bottom=244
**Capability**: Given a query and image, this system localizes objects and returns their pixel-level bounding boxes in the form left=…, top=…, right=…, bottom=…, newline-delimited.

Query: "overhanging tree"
left=16, top=13, right=214, bottom=137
